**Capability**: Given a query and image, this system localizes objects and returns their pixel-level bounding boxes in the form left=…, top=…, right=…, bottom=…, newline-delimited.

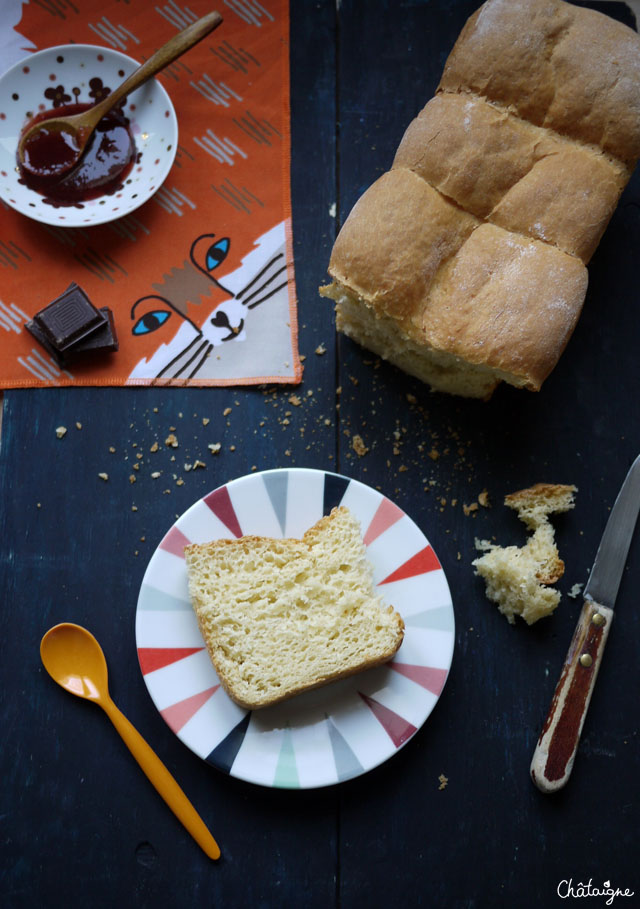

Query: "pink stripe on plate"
left=363, top=497, right=404, bottom=546
left=389, top=662, right=449, bottom=696
left=159, top=525, right=192, bottom=559
left=161, top=686, right=220, bottom=733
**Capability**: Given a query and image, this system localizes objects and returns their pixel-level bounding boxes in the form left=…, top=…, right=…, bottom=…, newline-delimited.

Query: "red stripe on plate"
left=359, top=692, right=417, bottom=748
left=203, top=486, right=243, bottom=538
left=138, top=647, right=205, bottom=674
left=378, top=545, right=441, bottom=584
left=389, top=662, right=448, bottom=696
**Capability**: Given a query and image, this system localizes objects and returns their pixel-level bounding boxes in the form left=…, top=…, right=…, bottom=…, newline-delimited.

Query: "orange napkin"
left=0, top=0, right=301, bottom=387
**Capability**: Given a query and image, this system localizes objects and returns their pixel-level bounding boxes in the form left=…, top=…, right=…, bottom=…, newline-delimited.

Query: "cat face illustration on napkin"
left=127, top=221, right=294, bottom=383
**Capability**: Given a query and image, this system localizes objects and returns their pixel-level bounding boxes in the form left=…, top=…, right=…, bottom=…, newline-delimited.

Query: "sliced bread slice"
left=184, top=506, right=404, bottom=709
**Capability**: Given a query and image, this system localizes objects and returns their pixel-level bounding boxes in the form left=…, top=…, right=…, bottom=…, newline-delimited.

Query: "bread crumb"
left=438, top=774, right=448, bottom=790
left=568, top=583, right=584, bottom=598
left=150, top=442, right=159, bottom=453
left=463, top=502, right=478, bottom=515
left=151, top=471, right=162, bottom=479
left=193, top=460, right=206, bottom=470
left=288, top=395, right=301, bottom=406
left=109, top=446, right=116, bottom=453
left=56, top=426, right=67, bottom=439
left=315, top=344, right=326, bottom=355
left=223, top=407, right=232, bottom=416
left=75, top=422, right=82, bottom=430
left=208, top=443, right=221, bottom=454
left=165, top=433, right=178, bottom=448
left=352, top=434, right=369, bottom=457
left=202, top=417, right=210, bottom=426
left=129, top=475, right=136, bottom=484
left=478, top=490, right=490, bottom=508
left=98, top=472, right=109, bottom=481
left=428, top=448, right=439, bottom=460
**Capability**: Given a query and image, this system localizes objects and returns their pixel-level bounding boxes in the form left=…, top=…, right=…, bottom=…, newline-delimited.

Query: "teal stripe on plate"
left=272, top=727, right=300, bottom=788
left=138, top=584, right=192, bottom=612
left=404, top=605, right=454, bottom=632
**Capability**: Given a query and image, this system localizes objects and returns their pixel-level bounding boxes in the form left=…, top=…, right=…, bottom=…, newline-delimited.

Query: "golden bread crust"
left=438, top=0, right=640, bottom=165
left=322, top=0, right=640, bottom=398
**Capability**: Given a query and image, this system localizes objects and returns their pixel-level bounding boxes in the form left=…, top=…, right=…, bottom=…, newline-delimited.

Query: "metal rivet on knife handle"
left=579, top=653, right=593, bottom=667
left=591, top=612, right=605, bottom=627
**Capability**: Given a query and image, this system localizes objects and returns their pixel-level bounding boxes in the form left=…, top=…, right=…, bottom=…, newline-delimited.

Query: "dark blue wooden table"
left=1, top=2, right=639, bottom=906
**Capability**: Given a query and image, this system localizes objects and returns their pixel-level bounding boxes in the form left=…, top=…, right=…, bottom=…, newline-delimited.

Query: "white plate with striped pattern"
left=135, top=468, right=455, bottom=789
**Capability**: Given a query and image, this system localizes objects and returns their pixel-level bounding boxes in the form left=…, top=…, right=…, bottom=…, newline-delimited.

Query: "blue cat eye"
left=132, top=310, right=171, bottom=335
left=206, top=237, right=230, bottom=271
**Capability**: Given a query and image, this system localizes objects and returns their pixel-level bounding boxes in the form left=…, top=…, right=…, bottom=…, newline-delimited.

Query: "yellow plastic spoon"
left=40, top=622, right=220, bottom=861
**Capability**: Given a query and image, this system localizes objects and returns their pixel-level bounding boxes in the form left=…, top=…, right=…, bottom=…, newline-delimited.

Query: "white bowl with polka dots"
left=0, top=44, right=178, bottom=227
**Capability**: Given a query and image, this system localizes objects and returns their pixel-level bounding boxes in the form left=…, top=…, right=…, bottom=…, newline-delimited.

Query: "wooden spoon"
left=18, top=11, right=222, bottom=177
left=40, top=622, right=220, bottom=860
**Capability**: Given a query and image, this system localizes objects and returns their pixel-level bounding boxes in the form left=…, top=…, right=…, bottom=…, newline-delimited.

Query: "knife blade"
left=530, top=453, right=640, bottom=793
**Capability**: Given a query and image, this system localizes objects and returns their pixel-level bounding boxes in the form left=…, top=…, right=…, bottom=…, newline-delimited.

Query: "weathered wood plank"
left=332, top=1, right=640, bottom=906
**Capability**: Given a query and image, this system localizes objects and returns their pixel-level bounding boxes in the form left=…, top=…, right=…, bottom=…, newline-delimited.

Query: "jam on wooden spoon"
left=17, top=11, right=222, bottom=188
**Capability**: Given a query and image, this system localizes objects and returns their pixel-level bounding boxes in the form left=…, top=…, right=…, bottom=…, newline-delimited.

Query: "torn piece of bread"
left=504, top=482, right=578, bottom=531
left=320, top=0, right=640, bottom=398
left=184, top=506, right=404, bottom=710
left=473, top=483, right=577, bottom=624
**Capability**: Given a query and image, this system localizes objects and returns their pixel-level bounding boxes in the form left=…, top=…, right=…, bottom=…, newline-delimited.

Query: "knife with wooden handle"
left=530, top=453, right=640, bottom=793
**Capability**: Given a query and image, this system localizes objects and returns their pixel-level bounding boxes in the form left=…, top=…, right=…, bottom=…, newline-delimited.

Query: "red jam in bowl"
left=18, top=102, right=136, bottom=204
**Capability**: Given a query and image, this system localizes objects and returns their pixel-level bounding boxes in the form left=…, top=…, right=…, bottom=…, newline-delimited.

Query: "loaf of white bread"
left=473, top=483, right=577, bottom=624
left=184, top=507, right=404, bottom=709
left=320, top=0, right=640, bottom=398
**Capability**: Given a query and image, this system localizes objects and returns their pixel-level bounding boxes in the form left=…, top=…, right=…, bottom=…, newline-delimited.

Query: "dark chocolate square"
left=33, top=282, right=107, bottom=352
left=25, top=318, right=66, bottom=368
left=26, top=307, right=118, bottom=368
left=71, top=307, right=119, bottom=356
